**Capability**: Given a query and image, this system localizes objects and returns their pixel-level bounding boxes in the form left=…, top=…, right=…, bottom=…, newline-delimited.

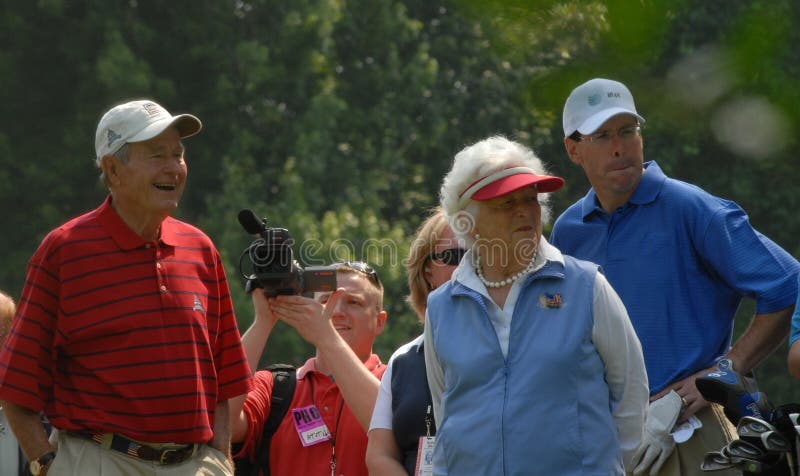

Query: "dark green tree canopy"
left=2, top=0, right=798, bottom=401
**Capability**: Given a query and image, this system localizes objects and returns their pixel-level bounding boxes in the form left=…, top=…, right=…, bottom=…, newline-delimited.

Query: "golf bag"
left=697, top=366, right=800, bottom=475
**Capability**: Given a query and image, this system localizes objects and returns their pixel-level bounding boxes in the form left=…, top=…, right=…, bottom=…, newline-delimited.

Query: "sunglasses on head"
left=429, top=248, right=467, bottom=266
left=335, top=261, right=381, bottom=286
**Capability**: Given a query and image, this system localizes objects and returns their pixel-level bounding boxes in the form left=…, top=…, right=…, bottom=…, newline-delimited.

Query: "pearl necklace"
left=474, top=237, right=539, bottom=288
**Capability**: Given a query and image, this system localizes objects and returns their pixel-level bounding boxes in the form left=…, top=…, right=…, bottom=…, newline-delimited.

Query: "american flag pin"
left=539, top=293, right=562, bottom=309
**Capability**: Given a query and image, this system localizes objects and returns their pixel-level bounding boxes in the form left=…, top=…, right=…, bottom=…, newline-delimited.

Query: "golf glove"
left=631, top=390, right=682, bottom=476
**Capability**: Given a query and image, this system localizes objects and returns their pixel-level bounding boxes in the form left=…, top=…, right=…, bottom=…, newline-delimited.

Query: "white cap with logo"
left=95, top=100, right=202, bottom=160
left=562, top=78, right=645, bottom=137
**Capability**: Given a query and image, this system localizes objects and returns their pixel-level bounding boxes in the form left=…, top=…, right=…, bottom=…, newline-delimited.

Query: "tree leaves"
left=1, top=0, right=798, bottom=399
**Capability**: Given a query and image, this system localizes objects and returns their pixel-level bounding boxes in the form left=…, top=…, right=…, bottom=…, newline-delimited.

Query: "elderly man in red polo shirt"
left=0, top=100, right=252, bottom=476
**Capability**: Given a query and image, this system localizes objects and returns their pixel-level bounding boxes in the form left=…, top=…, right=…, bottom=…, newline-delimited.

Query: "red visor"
left=471, top=173, right=564, bottom=201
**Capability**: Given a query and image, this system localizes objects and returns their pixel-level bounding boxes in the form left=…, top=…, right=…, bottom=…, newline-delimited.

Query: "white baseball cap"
left=95, top=100, right=202, bottom=160
left=562, top=78, right=645, bottom=137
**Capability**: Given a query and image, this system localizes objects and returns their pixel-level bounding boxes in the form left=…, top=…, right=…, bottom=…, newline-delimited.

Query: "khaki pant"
left=48, top=431, right=234, bottom=476
left=628, top=403, right=740, bottom=476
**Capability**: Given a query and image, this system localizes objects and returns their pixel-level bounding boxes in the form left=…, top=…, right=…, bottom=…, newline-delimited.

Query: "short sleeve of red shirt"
left=236, top=370, right=275, bottom=460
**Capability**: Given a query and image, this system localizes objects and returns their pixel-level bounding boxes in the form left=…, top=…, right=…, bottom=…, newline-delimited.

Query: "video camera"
left=237, top=209, right=338, bottom=297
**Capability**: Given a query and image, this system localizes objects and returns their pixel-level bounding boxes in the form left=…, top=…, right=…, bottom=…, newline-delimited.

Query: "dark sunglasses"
left=429, top=248, right=467, bottom=266
left=335, top=261, right=381, bottom=286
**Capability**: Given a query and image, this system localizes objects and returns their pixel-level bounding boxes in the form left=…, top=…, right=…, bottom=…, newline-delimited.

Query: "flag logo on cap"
left=142, top=102, right=163, bottom=116
left=107, top=129, right=121, bottom=147
left=588, top=93, right=601, bottom=106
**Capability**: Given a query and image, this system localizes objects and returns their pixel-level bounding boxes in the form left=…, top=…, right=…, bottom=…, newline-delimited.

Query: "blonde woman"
left=366, top=208, right=464, bottom=475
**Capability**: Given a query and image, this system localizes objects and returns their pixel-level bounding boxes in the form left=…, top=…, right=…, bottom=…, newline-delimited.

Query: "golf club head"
left=739, top=415, right=777, bottom=435
left=701, top=450, right=735, bottom=471
left=727, top=439, right=768, bottom=460
left=761, top=430, right=791, bottom=453
left=738, top=434, right=767, bottom=451
left=789, top=413, right=800, bottom=426
left=696, top=368, right=772, bottom=424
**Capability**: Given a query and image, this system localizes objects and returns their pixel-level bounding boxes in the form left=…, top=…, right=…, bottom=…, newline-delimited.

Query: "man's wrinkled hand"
left=631, top=390, right=682, bottom=476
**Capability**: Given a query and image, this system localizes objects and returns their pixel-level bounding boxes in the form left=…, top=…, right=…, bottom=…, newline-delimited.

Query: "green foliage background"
left=1, top=0, right=798, bottom=402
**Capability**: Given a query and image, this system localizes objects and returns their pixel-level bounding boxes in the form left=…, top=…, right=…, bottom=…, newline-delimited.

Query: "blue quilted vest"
left=427, top=256, right=623, bottom=475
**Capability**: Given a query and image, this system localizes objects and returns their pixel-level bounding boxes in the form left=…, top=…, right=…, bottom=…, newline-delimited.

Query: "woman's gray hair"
left=439, top=136, right=554, bottom=245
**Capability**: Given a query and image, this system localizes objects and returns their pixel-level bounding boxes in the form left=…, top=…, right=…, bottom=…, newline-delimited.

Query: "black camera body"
left=238, top=209, right=338, bottom=297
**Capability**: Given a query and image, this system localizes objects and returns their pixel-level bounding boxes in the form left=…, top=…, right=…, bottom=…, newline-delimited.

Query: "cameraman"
left=231, top=262, right=387, bottom=476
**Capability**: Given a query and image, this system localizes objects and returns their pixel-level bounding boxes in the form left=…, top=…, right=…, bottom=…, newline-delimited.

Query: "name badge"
left=291, top=404, right=331, bottom=447
left=415, top=436, right=436, bottom=475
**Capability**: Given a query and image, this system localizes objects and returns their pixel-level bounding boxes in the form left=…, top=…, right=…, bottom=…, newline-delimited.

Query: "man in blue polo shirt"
left=551, top=78, right=800, bottom=476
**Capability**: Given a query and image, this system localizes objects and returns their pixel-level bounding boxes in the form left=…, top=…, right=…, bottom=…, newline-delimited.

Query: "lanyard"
left=308, top=374, right=346, bottom=476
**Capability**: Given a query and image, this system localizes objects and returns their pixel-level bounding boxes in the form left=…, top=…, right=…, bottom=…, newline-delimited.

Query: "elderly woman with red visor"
left=423, top=136, right=649, bottom=475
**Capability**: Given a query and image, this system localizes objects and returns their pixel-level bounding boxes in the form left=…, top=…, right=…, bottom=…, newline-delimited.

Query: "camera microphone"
left=237, top=208, right=338, bottom=296
left=238, top=209, right=265, bottom=235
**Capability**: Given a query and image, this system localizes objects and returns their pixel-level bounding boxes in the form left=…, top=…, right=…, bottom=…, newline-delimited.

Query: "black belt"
left=72, top=432, right=197, bottom=465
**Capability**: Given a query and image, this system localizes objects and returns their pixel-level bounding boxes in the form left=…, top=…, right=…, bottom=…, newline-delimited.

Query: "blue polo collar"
left=580, top=160, right=667, bottom=219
